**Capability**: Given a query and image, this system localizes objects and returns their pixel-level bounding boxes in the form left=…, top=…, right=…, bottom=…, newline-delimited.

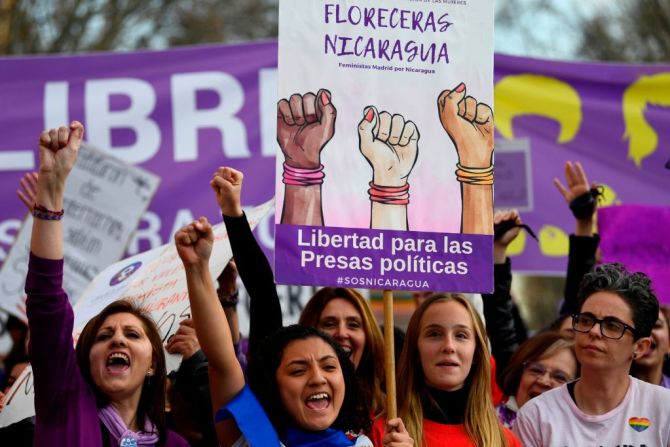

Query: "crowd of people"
left=0, top=121, right=668, bottom=447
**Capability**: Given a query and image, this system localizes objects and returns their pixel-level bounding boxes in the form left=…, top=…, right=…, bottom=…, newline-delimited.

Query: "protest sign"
left=0, top=199, right=274, bottom=429
left=0, top=143, right=159, bottom=320
left=274, top=0, right=495, bottom=292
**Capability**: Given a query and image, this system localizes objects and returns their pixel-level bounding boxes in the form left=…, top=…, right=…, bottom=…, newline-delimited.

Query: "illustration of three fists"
left=276, top=83, right=493, bottom=187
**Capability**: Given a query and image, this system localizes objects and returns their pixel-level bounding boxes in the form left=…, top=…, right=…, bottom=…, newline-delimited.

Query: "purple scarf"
left=99, top=404, right=159, bottom=446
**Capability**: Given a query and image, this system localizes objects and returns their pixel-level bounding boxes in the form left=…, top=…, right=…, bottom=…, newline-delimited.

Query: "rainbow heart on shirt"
left=628, top=417, right=651, bottom=432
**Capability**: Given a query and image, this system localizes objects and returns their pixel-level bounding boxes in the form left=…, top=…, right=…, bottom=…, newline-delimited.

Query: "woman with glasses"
left=496, top=332, right=578, bottom=428
left=514, top=264, right=670, bottom=446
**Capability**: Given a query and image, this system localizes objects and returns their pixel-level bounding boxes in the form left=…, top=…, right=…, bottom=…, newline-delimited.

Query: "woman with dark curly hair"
left=175, top=215, right=373, bottom=447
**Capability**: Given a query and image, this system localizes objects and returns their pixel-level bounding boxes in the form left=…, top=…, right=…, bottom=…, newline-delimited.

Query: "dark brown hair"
left=75, top=300, right=167, bottom=440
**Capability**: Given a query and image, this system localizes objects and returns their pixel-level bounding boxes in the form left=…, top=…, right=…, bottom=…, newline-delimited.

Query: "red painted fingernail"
left=321, top=91, right=330, bottom=105
left=455, top=82, right=465, bottom=93
left=365, top=108, right=374, bottom=122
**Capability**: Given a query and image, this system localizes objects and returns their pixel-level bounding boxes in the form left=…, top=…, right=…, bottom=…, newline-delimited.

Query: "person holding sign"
left=371, top=294, right=521, bottom=446
left=25, top=122, right=188, bottom=446
left=175, top=217, right=375, bottom=447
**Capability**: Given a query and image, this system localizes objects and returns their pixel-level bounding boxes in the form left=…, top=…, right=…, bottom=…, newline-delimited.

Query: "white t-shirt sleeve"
left=512, top=401, right=543, bottom=447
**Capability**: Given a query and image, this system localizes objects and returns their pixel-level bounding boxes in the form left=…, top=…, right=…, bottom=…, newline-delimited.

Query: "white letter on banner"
left=85, top=78, right=160, bottom=164
left=171, top=72, right=250, bottom=161
left=127, top=211, right=162, bottom=255
left=44, top=81, right=69, bottom=129
left=259, top=68, right=278, bottom=157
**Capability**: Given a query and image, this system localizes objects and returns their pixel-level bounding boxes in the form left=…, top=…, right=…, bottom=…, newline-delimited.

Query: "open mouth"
left=339, top=345, right=353, bottom=358
left=106, top=352, right=130, bottom=373
left=305, top=392, right=331, bottom=410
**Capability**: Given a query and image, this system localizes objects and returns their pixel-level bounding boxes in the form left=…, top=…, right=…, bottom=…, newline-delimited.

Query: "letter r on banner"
left=171, top=72, right=250, bottom=161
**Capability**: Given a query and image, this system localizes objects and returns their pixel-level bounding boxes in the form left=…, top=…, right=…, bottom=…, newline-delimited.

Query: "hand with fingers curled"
left=210, top=166, right=243, bottom=218
left=165, top=318, right=201, bottom=360
left=383, top=418, right=414, bottom=447
left=358, top=106, right=419, bottom=188
left=38, top=121, right=85, bottom=186
left=17, top=171, right=39, bottom=212
left=277, top=89, right=336, bottom=170
left=493, top=209, right=522, bottom=263
left=174, top=217, right=214, bottom=267
left=437, top=83, right=494, bottom=173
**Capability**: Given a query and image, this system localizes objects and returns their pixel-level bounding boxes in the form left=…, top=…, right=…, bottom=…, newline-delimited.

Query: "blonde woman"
left=372, top=294, right=520, bottom=446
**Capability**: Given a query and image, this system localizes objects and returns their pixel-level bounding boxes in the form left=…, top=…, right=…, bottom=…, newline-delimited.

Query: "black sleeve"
left=559, top=234, right=600, bottom=317
left=223, top=213, right=283, bottom=354
left=482, top=258, right=520, bottom=383
left=172, top=350, right=218, bottom=446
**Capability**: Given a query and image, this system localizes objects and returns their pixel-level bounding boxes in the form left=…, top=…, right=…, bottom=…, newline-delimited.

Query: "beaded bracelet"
left=33, top=204, right=65, bottom=221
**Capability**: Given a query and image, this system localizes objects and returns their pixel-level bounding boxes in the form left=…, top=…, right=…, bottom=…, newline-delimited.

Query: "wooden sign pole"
left=383, top=289, right=397, bottom=419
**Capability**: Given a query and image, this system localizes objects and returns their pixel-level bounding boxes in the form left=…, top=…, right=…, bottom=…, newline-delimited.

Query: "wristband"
left=282, top=163, right=325, bottom=186
left=569, top=186, right=603, bottom=220
left=218, top=289, right=239, bottom=308
left=368, top=182, right=410, bottom=205
left=33, top=204, right=65, bottom=221
left=455, top=163, right=494, bottom=185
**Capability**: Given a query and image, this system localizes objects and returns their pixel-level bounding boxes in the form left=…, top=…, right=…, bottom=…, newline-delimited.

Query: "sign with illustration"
left=274, top=0, right=495, bottom=292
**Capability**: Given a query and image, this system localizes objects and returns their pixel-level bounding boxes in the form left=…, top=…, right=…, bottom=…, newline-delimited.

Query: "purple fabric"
left=661, top=374, right=670, bottom=390
left=25, top=254, right=187, bottom=446
left=597, top=204, right=670, bottom=304
left=99, top=404, right=159, bottom=446
left=2, top=45, right=670, bottom=275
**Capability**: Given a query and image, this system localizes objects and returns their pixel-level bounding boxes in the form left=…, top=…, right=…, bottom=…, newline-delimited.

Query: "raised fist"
left=437, top=83, right=493, bottom=168
left=38, top=121, right=84, bottom=182
left=358, top=106, right=419, bottom=187
left=174, top=217, right=214, bottom=267
left=277, top=89, right=336, bottom=169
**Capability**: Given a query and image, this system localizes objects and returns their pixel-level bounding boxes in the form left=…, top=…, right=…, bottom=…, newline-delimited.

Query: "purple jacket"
left=26, top=254, right=187, bottom=446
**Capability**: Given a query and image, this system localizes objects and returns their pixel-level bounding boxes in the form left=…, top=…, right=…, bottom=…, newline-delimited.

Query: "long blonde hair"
left=397, top=293, right=508, bottom=446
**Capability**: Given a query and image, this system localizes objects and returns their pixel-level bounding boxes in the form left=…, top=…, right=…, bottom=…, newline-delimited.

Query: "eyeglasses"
left=522, top=361, right=572, bottom=385
left=572, top=312, right=637, bottom=340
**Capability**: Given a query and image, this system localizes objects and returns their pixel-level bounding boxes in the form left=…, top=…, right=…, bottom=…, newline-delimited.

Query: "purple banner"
left=598, top=204, right=670, bottom=304
left=494, top=56, right=670, bottom=272
left=276, top=225, right=493, bottom=293
left=1, top=42, right=669, bottom=276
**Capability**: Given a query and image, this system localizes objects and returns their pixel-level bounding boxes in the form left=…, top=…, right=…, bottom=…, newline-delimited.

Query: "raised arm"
left=175, top=217, right=243, bottom=446
left=554, top=161, right=599, bottom=316
left=437, top=83, right=494, bottom=234
left=277, top=90, right=336, bottom=226
left=31, top=122, right=83, bottom=259
left=485, top=209, right=523, bottom=381
left=210, top=167, right=282, bottom=355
